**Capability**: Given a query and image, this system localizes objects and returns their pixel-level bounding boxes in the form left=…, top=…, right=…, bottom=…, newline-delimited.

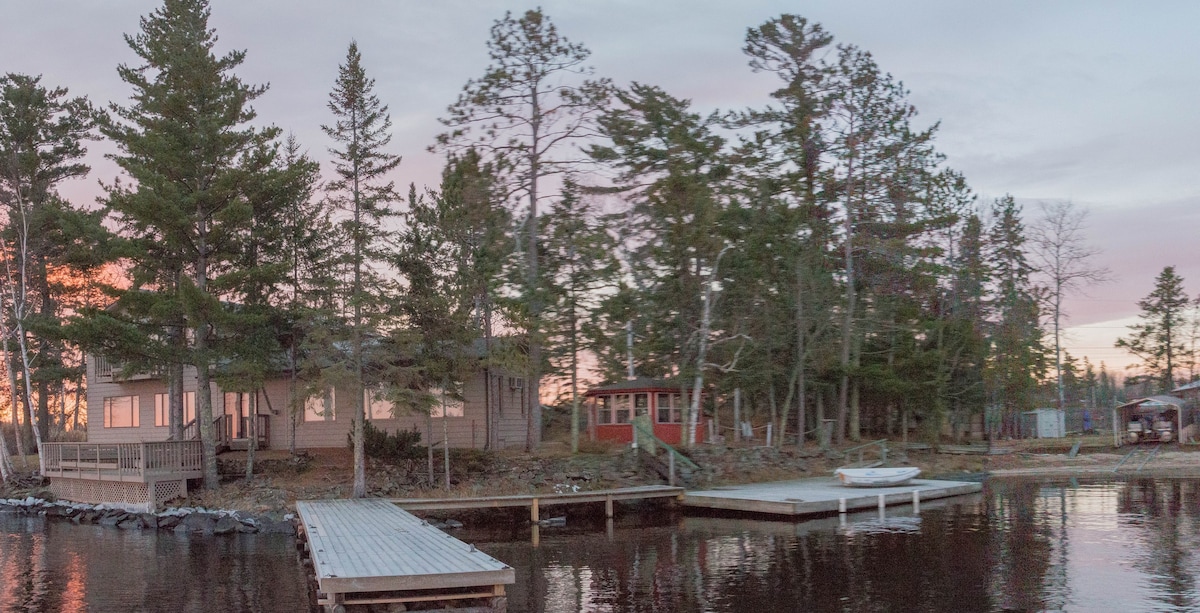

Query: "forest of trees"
left=0, top=0, right=1177, bottom=484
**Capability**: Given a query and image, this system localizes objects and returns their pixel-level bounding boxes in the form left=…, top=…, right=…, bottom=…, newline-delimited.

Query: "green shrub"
left=352, top=421, right=425, bottom=462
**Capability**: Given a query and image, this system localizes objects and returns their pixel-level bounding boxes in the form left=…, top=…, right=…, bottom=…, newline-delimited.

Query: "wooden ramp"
left=682, top=477, right=982, bottom=517
left=296, top=499, right=515, bottom=612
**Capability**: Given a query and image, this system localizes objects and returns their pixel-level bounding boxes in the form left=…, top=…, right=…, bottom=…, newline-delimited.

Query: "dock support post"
left=531, top=524, right=540, bottom=548
left=531, top=498, right=539, bottom=523
left=912, top=490, right=920, bottom=514
left=605, top=494, right=614, bottom=518
left=668, top=453, right=675, bottom=487
left=878, top=494, right=886, bottom=511
left=838, top=498, right=846, bottom=514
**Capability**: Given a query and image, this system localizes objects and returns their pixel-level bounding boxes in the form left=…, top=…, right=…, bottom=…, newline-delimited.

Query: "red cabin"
left=585, top=378, right=705, bottom=446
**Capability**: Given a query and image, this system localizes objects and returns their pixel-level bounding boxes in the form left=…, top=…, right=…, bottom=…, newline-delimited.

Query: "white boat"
left=834, top=466, right=921, bottom=487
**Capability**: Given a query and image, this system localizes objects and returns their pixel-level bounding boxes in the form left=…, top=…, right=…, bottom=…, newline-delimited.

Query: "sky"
left=6, top=0, right=1200, bottom=379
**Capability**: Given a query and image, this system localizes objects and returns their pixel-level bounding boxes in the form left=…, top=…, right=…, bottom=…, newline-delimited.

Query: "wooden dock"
left=682, top=477, right=982, bottom=517
left=295, top=499, right=515, bottom=612
left=392, top=484, right=684, bottom=522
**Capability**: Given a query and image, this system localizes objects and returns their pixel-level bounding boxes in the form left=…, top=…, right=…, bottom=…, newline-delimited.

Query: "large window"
left=656, top=393, right=683, bottom=424
left=430, top=387, right=464, bottom=418
left=154, top=392, right=196, bottom=427
left=365, top=389, right=393, bottom=420
left=103, top=396, right=139, bottom=428
left=304, top=389, right=336, bottom=422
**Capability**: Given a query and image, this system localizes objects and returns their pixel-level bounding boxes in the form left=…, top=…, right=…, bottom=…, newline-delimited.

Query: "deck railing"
left=177, top=414, right=269, bottom=448
left=42, top=441, right=204, bottom=482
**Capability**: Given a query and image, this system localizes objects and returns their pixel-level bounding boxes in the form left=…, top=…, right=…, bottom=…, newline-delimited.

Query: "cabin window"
left=634, top=393, right=649, bottom=417
left=429, top=387, right=464, bottom=418
left=364, top=389, right=393, bottom=420
left=103, top=395, right=139, bottom=428
left=597, top=396, right=613, bottom=424
left=614, top=394, right=631, bottom=424
left=304, top=389, right=336, bottom=422
left=154, top=392, right=196, bottom=427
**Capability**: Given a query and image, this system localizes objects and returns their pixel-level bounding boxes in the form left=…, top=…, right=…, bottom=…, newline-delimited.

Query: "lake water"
left=2, top=477, right=1199, bottom=612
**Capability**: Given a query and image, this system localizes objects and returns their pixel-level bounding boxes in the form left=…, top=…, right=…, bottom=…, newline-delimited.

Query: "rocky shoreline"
left=0, top=496, right=296, bottom=536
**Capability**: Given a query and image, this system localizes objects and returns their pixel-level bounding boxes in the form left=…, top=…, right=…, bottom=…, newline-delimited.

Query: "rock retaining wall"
left=0, top=497, right=296, bottom=536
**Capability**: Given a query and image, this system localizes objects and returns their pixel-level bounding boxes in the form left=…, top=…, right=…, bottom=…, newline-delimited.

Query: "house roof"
left=1118, top=395, right=1186, bottom=410
left=584, top=377, right=686, bottom=396
left=1172, top=379, right=1200, bottom=393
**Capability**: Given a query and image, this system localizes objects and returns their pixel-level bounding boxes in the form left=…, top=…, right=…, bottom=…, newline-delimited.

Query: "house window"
left=103, top=396, right=139, bottom=428
left=635, top=393, right=649, bottom=417
left=430, top=387, right=464, bottom=418
left=597, top=396, right=613, bottom=425
left=657, top=393, right=683, bottom=424
left=364, top=389, right=393, bottom=420
left=305, top=389, right=336, bottom=422
left=154, top=392, right=196, bottom=427
left=614, top=394, right=631, bottom=424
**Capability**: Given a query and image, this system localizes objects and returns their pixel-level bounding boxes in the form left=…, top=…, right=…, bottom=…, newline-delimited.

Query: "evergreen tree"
left=540, top=180, right=619, bottom=452
left=1116, top=266, right=1191, bottom=393
left=0, top=73, right=99, bottom=453
left=986, top=195, right=1044, bottom=436
left=591, top=83, right=732, bottom=445
left=436, top=8, right=611, bottom=450
left=322, top=41, right=401, bottom=498
left=98, top=0, right=280, bottom=488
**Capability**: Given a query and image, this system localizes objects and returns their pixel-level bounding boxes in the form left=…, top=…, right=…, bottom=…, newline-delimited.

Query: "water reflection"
left=469, top=478, right=1200, bottom=613
left=3, top=478, right=1199, bottom=612
left=0, top=515, right=312, bottom=613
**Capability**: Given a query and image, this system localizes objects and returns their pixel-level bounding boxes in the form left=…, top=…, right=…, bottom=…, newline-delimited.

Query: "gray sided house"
left=84, top=354, right=531, bottom=451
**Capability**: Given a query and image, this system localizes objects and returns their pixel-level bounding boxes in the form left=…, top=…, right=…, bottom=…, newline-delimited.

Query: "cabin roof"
left=1172, top=379, right=1200, bottom=393
left=1118, top=395, right=1185, bottom=410
left=584, top=377, right=685, bottom=396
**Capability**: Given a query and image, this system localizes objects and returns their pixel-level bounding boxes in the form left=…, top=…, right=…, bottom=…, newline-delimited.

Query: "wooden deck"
left=295, top=499, right=514, bottom=611
left=682, top=477, right=982, bottom=517
left=391, top=484, right=684, bottom=521
left=42, top=441, right=204, bottom=483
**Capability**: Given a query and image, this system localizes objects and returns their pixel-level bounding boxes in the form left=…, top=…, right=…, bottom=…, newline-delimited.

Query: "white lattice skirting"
left=49, top=477, right=188, bottom=512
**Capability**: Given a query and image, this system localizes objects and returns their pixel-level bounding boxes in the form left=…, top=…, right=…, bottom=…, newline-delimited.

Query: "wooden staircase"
left=631, top=420, right=703, bottom=486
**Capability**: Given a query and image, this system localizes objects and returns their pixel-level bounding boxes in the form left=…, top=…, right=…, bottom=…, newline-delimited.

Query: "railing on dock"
left=838, top=439, right=890, bottom=467
left=42, top=441, right=204, bottom=482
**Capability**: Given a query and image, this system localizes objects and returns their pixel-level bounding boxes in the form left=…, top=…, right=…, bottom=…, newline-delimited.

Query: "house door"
left=224, top=392, right=249, bottom=438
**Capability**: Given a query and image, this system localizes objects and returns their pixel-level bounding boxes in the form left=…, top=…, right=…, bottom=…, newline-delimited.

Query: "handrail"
left=632, top=420, right=700, bottom=471
left=840, top=439, right=890, bottom=464
left=1136, top=444, right=1161, bottom=472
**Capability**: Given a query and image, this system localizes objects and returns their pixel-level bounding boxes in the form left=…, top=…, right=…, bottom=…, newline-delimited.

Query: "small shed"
left=1021, top=408, right=1066, bottom=438
left=584, top=378, right=705, bottom=446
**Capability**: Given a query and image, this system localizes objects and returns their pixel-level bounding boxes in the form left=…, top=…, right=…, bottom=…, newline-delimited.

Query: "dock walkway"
left=295, top=499, right=514, bottom=612
left=683, top=477, right=982, bottom=516
left=392, top=484, right=684, bottom=521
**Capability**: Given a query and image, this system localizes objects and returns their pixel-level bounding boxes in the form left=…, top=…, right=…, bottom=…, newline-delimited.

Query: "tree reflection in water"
left=0, top=516, right=312, bottom=612
left=472, top=478, right=1200, bottom=612
left=2, top=478, right=1199, bottom=612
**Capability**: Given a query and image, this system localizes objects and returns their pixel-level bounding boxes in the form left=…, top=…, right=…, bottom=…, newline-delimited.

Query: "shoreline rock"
left=0, top=497, right=296, bottom=536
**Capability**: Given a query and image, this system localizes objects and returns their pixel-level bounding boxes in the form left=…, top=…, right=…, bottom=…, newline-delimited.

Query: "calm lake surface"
left=3, top=477, right=1199, bottom=612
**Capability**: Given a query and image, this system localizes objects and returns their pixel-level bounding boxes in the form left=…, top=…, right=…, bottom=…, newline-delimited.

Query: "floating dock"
left=682, top=477, right=982, bottom=517
left=295, top=499, right=515, bottom=612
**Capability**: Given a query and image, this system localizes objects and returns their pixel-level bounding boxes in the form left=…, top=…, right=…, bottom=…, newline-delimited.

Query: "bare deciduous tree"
left=1030, top=201, right=1111, bottom=409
